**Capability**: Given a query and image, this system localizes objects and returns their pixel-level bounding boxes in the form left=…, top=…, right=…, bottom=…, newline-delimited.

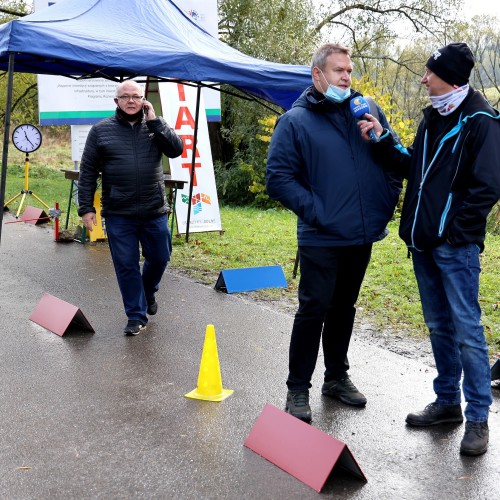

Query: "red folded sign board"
left=244, top=403, right=366, bottom=492
left=29, top=292, right=94, bottom=336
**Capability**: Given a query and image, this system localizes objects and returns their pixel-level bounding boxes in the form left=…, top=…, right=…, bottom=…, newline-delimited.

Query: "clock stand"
left=3, top=151, right=51, bottom=218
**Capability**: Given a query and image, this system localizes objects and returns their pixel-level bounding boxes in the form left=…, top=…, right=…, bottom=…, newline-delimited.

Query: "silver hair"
left=311, top=43, right=352, bottom=70
left=115, top=80, right=143, bottom=97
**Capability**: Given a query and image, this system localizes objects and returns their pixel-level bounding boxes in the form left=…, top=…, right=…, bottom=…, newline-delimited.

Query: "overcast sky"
left=462, top=0, right=500, bottom=19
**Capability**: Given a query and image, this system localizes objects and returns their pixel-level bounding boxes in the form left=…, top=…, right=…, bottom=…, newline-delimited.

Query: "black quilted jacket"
left=77, top=110, right=183, bottom=218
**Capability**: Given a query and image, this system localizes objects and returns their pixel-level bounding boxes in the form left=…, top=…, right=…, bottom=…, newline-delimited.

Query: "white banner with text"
left=159, top=83, right=222, bottom=234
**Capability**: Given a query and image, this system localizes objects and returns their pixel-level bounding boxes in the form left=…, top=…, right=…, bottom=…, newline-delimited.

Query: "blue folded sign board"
left=214, top=265, right=287, bottom=294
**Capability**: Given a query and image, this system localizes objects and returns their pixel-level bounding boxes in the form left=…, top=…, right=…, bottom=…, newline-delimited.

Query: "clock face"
left=12, top=124, right=42, bottom=153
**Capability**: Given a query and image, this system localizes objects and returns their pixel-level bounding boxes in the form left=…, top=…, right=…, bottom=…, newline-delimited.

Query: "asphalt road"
left=0, top=213, right=498, bottom=499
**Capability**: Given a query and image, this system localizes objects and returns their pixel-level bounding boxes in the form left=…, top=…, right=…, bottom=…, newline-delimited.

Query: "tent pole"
left=0, top=52, right=16, bottom=248
left=185, top=84, right=201, bottom=243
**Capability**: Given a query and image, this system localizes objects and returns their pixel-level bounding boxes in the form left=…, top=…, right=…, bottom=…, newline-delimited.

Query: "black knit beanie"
left=426, top=42, right=475, bottom=86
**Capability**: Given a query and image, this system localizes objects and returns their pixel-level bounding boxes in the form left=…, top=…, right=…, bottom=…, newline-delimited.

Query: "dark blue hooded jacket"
left=266, top=86, right=402, bottom=246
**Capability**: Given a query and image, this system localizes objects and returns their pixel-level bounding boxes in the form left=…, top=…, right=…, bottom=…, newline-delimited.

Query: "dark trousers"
left=105, top=214, right=171, bottom=324
left=287, top=244, right=372, bottom=391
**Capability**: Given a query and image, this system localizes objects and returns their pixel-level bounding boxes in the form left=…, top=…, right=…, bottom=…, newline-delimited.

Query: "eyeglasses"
left=116, top=95, right=144, bottom=102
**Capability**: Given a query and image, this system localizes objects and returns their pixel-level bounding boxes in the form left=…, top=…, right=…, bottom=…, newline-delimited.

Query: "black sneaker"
left=322, top=376, right=367, bottom=407
left=285, top=390, right=312, bottom=422
left=124, top=320, right=146, bottom=336
left=406, top=402, right=463, bottom=427
left=147, top=300, right=158, bottom=315
left=460, top=421, right=489, bottom=456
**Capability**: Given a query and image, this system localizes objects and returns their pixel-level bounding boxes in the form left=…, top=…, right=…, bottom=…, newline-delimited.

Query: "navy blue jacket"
left=78, top=109, right=183, bottom=218
left=378, top=88, right=500, bottom=252
left=265, top=86, right=402, bottom=246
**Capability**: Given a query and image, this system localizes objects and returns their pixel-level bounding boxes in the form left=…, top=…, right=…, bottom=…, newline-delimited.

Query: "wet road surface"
left=0, top=214, right=498, bottom=499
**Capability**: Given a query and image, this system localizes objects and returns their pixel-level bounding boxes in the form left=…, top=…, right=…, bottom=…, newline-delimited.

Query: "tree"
left=313, top=0, right=463, bottom=54
left=461, top=15, right=500, bottom=107
left=215, top=0, right=472, bottom=206
left=0, top=1, right=37, bottom=126
left=0, top=0, right=29, bottom=19
left=215, top=0, right=319, bottom=205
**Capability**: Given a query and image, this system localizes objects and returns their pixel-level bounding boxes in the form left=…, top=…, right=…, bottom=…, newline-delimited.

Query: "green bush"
left=214, top=157, right=254, bottom=206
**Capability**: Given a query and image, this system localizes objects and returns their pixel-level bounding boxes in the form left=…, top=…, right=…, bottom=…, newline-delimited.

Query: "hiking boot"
left=285, top=390, right=312, bottom=422
left=124, top=320, right=146, bottom=336
left=406, top=402, right=463, bottom=427
left=147, top=299, right=158, bottom=315
left=460, top=421, right=489, bottom=456
left=322, top=376, right=367, bottom=407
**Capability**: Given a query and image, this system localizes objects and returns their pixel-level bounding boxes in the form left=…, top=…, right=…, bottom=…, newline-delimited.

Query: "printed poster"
left=159, top=82, right=222, bottom=234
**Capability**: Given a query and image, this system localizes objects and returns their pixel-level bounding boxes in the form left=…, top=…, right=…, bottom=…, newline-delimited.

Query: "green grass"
left=169, top=207, right=500, bottom=355
left=3, top=163, right=71, bottom=215
left=2, top=148, right=499, bottom=358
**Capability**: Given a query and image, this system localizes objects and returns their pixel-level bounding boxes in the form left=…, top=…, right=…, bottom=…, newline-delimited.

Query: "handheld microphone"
left=349, top=96, right=378, bottom=142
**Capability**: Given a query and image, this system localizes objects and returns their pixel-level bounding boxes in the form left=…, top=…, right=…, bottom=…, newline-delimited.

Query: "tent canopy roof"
left=0, top=0, right=311, bottom=110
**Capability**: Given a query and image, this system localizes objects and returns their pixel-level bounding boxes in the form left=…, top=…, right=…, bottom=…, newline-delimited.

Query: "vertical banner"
left=159, top=83, right=222, bottom=234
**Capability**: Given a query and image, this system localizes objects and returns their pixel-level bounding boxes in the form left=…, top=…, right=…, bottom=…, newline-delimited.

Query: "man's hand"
left=82, top=212, right=97, bottom=232
left=357, top=113, right=384, bottom=142
left=142, top=99, right=156, bottom=121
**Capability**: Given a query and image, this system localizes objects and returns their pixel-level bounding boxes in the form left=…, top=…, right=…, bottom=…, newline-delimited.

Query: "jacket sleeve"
left=447, top=115, right=500, bottom=247
left=146, top=117, right=184, bottom=158
left=265, top=114, right=318, bottom=226
left=371, top=108, right=418, bottom=180
left=374, top=105, right=405, bottom=191
left=77, top=126, right=100, bottom=217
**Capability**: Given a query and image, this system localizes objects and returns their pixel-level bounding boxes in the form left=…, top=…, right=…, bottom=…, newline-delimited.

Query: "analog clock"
left=12, top=123, right=42, bottom=153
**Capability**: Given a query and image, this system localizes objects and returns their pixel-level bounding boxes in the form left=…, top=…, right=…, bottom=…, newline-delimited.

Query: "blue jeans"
left=411, top=243, right=492, bottom=422
left=287, top=244, right=372, bottom=391
left=105, top=214, right=171, bottom=324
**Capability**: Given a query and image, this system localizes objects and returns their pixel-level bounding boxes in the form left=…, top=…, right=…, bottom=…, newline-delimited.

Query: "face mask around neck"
left=428, top=84, right=469, bottom=116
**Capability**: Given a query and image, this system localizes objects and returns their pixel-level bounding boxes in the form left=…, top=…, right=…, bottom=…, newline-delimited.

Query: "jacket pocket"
left=438, top=192, right=453, bottom=237
left=154, top=181, right=166, bottom=209
left=108, top=186, right=134, bottom=208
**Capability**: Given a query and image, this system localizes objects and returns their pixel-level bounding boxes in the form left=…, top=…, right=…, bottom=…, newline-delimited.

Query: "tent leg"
left=0, top=52, right=16, bottom=248
left=185, top=84, right=202, bottom=243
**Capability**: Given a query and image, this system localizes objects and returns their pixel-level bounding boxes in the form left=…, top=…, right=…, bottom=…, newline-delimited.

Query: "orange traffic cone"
left=185, top=324, right=233, bottom=402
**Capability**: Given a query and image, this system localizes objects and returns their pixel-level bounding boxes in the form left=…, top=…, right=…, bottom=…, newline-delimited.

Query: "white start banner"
left=159, top=82, right=222, bottom=234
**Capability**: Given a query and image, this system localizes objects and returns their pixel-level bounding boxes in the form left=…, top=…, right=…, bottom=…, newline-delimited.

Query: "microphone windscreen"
left=349, top=97, right=370, bottom=119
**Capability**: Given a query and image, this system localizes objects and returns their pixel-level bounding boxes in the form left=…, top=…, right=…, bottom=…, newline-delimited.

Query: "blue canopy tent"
left=0, top=0, right=311, bottom=243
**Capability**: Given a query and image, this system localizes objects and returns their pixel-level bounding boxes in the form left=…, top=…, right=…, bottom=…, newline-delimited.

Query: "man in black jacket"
left=78, top=80, right=183, bottom=335
left=358, top=43, right=500, bottom=456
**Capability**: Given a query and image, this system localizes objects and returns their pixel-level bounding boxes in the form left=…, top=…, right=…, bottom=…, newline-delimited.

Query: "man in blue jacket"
left=265, top=43, right=402, bottom=422
left=78, top=80, right=184, bottom=335
left=358, top=42, right=500, bottom=456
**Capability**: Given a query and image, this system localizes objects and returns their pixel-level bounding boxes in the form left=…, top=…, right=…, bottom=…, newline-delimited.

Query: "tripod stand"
left=3, top=152, right=50, bottom=218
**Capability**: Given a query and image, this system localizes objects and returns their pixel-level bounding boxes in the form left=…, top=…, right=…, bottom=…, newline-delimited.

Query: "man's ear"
left=312, top=66, right=321, bottom=82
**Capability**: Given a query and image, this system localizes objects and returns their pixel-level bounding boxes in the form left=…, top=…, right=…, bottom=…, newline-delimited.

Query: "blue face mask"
left=319, top=69, right=351, bottom=103
left=324, top=84, right=351, bottom=103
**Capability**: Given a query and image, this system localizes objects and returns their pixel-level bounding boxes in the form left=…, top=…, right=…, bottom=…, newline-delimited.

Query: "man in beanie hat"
left=357, top=42, right=500, bottom=456
left=425, top=42, right=475, bottom=88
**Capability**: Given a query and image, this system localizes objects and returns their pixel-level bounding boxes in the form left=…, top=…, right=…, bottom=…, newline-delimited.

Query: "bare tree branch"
left=0, top=7, right=26, bottom=18
left=314, top=2, right=446, bottom=35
